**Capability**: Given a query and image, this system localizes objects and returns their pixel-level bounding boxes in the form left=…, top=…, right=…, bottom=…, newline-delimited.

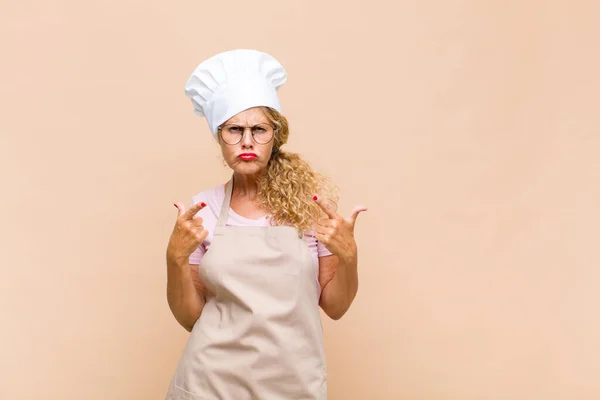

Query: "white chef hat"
left=184, top=49, right=288, bottom=136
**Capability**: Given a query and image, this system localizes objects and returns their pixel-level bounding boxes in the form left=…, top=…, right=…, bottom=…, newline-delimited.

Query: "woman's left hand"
left=313, top=196, right=367, bottom=264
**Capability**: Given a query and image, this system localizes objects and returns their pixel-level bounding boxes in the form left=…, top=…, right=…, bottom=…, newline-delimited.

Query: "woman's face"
left=218, top=107, right=275, bottom=176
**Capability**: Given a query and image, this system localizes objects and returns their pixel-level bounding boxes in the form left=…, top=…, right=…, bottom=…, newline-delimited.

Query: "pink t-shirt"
left=188, top=184, right=333, bottom=268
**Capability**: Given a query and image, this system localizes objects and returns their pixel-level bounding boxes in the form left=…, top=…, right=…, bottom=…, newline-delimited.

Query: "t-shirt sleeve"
left=303, top=229, right=333, bottom=258
left=316, top=235, right=333, bottom=257
left=189, top=243, right=206, bottom=265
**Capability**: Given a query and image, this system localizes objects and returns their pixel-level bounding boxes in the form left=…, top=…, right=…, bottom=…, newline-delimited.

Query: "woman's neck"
left=231, top=171, right=263, bottom=200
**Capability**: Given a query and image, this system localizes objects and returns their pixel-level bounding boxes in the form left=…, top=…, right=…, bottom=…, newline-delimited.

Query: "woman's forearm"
left=320, top=252, right=359, bottom=320
left=166, top=254, right=205, bottom=332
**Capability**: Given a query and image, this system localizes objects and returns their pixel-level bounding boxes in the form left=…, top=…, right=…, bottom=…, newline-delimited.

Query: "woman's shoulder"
left=190, top=183, right=226, bottom=218
left=191, top=183, right=224, bottom=204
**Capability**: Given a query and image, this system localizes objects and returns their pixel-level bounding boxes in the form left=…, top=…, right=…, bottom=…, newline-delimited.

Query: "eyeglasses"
left=217, top=123, right=275, bottom=145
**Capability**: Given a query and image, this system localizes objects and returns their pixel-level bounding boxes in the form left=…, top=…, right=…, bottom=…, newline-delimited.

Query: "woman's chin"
left=232, top=160, right=265, bottom=175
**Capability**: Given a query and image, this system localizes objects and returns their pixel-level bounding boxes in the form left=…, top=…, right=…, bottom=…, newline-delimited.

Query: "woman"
left=165, top=49, right=366, bottom=399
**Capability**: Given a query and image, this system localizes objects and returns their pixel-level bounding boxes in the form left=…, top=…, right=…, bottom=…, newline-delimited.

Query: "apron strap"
left=217, top=175, right=234, bottom=227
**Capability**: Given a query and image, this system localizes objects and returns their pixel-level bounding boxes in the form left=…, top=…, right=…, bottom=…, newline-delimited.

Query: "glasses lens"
left=221, top=125, right=243, bottom=144
left=252, top=124, right=275, bottom=144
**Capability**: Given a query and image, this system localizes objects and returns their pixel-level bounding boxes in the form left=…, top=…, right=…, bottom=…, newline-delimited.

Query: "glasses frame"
left=217, top=123, right=277, bottom=146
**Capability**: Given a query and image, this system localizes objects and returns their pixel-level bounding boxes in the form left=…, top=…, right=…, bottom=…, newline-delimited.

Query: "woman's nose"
left=241, top=129, right=254, bottom=147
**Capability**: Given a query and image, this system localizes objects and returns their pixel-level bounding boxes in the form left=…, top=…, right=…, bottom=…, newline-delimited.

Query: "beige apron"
left=166, top=176, right=327, bottom=399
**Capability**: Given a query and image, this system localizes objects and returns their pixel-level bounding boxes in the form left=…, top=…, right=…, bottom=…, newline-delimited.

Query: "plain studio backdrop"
left=1, top=1, right=599, bottom=399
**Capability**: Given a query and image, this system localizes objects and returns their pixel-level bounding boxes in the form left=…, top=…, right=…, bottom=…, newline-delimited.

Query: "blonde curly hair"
left=255, top=107, right=338, bottom=232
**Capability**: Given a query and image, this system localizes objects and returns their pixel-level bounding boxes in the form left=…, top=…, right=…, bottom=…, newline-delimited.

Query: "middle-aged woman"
left=165, top=49, right=366, bottom=400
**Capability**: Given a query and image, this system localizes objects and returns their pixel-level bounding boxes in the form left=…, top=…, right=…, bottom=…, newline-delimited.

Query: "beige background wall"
left=2, top=1, right=599, bottom=399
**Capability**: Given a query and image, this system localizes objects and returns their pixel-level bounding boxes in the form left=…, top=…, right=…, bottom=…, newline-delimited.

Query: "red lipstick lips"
left=238, top=153, right=257, bottom=161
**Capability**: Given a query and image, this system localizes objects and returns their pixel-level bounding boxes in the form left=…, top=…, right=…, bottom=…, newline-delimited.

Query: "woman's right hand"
left=167, top=201, right=208, bottom=264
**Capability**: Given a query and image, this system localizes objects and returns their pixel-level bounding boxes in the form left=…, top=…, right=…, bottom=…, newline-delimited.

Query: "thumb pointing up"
left=347, top=205, right=368, bottom=228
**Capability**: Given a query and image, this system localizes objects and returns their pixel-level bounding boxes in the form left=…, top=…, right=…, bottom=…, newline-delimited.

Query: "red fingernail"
left=313, top=196, right=318, bottom=201
left=173, top=203, right=178, bottom=208
left=201, top=202, right=206, bottom=207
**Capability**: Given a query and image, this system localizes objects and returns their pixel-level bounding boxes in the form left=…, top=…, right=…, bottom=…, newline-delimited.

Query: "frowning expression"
left=217, top=107, right=276, bottom=175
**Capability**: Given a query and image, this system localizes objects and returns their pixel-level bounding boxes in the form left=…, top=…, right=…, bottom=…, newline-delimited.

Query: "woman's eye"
left=254, top=127, right=266, bottom=133
left=229, top=127, right=243, bottom=133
